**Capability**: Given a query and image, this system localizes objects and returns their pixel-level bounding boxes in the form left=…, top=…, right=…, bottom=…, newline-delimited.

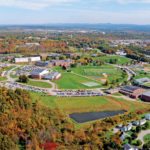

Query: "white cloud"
left=0, top=0, right=78, bottom=10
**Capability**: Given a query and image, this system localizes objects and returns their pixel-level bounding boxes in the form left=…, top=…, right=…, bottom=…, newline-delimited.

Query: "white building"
left=15, top=56, right=41, bottom=63
left=121, top=123, right=132, bottom=132
left=132, top=119, right=146, bottom=126
left=116, top=50, right=127, bottom=56
left=145, top=114, right=150, bottom=120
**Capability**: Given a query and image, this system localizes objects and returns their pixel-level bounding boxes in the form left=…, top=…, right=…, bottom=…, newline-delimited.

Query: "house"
left=30, top=68, right=49, bottom=79
left=120, top=123, right=132, bottom=132
left=140, top=91, right=150, bottom=102
left=120, top=132, right=127, bottom=141
left=132, top=119, right=146, bottom=126
left=116, top=50, right=127, bottom=56
left=134, top=77, right=150, bottom=85
left=145, top=114, right=150, bottom=120
left=119, top=86, right=145, bottom=99
left=124, top=144, right=138, bottom=150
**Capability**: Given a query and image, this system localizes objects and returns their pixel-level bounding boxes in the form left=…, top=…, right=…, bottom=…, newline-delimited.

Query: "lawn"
left=95, top=55, right=131, bottom=65
left=54, top=64, right=127, bottom=89
left=144, top=134, right=150, bottom=143
left=26, top=80, right=52, bottom=88
left=54, top=72, right=101, bottom=89
left=30, top=92, right=57, bottom=108
left=0, top=76, right=7, bottom=81
left=30, top=92, right=150, bottom=115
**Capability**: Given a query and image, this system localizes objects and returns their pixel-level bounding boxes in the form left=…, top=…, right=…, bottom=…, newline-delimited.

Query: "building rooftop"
left=142, top=91, right=150, bottom=97
left=31, top=68, right=46, bottom=75
left=121, top=86, right=140, bottom=93
left=135, top=77, right=150, bottom=84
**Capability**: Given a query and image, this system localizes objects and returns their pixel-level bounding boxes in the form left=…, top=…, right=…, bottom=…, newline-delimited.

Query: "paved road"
left=137, top=129, right=150, bottom=145
left=5, top=66, right=19, bottom=82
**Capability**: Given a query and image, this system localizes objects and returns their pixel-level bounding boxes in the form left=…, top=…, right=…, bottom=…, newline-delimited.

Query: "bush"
left=18, top=75, right=28, bottom=83
left=136, top=139, right=142, bottom=146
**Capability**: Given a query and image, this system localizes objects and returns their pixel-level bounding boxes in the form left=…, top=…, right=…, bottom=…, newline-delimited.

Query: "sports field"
left=54, top=72, right=101, bottom=89
left=54, top=64, right=127, bottom=89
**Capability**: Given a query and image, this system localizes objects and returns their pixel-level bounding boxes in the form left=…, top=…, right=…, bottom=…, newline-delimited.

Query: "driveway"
left=137, top=129, right=150, bottom=145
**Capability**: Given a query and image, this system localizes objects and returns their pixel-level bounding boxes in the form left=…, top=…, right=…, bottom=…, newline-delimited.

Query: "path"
left=137, top=129, right=150, bottom=145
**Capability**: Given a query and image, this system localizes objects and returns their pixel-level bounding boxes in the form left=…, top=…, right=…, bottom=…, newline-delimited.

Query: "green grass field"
left=0, top=76, right=7, bottom=81
left=144, top=134, right=150, bottom=143
left=30, top=92, right=150, bottom=114
left=94, top=55, right=131, bottom=65
left=54, top=64, right=127, bottom=89
left=25, top=80, right=52, bottom=88
left=54, top=72, right=101, bottom=89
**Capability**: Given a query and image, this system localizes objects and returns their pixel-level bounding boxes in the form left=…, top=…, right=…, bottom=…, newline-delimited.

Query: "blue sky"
left=0, top=0, right=150, bottom=24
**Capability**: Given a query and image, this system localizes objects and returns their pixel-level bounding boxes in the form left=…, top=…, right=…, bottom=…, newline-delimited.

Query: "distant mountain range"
left=0, top=23, right=150, bottom=32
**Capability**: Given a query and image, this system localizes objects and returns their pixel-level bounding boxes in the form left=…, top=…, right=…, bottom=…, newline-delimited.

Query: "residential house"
left=120, top=123, right=133, bottom=132
left=145, top=114, right=150, bottom=120
left=132, top=119, right=146, bottom=126
left=124, top=144, right=138, bottom=150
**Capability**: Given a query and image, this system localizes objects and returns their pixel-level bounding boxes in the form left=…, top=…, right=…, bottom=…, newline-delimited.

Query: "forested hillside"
left=0, top=87, right=149, bottom=150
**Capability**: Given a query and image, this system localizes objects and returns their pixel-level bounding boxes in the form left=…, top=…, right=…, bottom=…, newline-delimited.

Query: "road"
left=137, top=129, right=150, bottom=145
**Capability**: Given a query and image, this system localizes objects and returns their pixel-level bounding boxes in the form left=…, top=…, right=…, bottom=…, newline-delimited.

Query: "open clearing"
left=30, top=93, right=150, bottom=114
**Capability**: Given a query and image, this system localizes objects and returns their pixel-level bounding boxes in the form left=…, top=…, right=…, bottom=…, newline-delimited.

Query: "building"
left=42, top=72, right=61, bottom=80
left=105, top=88, right=119, bottom=94
left=132, top=119, right=146, bottom=126
left=35, top=61, right=49, bottom=67
left=50, top=59, right=73, bottom=67
left=30, top=68, right=49, bottom=79
left=145, top=114, right=150, bottom=120
left=124, top=144, right=138, bottom=150
left=119, top=86, right=145, bottom=99
left=140, top=91, right=150, bottom=102
left=120, top=123, right=132, bottom=132
left=134, top=77, right=150, bottom=85
left=116, top=50, right=127, bottom=56
left=15, top=56, right=41, bottom=63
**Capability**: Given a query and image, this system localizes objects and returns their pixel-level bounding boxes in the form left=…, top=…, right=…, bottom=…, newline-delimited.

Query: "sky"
left=0, top=0, right=150, bottom=25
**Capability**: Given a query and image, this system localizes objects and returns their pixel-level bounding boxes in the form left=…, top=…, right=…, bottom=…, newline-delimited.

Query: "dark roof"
left=121, top=86, right=140, bottom=93
left=36, top=61, right=49, bottom=67
left=30, top=68, right=46, bottom=75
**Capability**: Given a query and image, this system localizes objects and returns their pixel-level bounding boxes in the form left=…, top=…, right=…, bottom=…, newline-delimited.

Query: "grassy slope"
left=95, top=55, right=131, bottom=65
left=25, top=80, right=52, bottom=88
left=30, top=92, right=150, bottom=114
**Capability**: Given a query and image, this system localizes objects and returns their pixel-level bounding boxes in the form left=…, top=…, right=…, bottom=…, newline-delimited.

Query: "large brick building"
left=140, top=91, right=150, bottom=102
left=119, top=86, right=145, bottom=99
